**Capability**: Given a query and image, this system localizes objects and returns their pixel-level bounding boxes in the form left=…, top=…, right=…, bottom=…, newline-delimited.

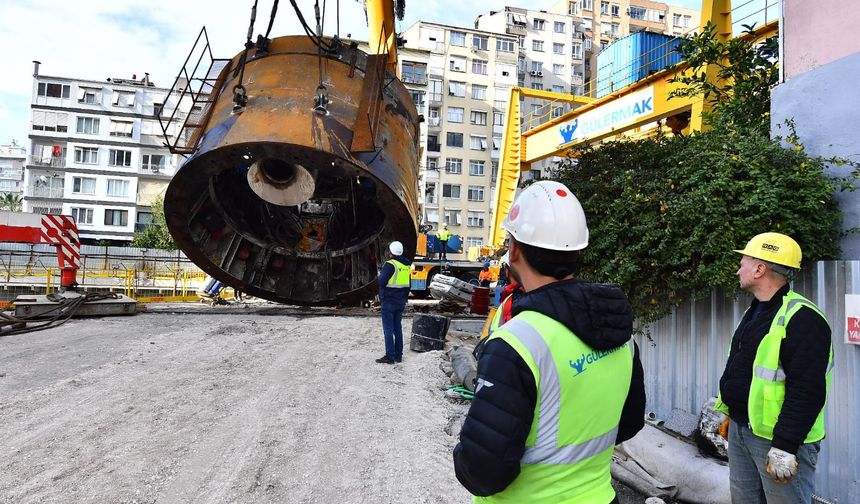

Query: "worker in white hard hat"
left=715, top=232, right=832, bottom=504
left=376, top=240, right=411, bottom=364
left=436, top=223, right=452, bottom=260
left=453, top=181, right=646, bottom=504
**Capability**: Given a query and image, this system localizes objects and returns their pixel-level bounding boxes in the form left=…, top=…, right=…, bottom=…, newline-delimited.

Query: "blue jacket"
left=378, top=255, right=411, bottom=307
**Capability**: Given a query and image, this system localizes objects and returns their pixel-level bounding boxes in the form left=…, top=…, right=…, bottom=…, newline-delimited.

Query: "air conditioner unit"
left=537, top=71, right=543, bottom=77
left=529, top=70, right=537, bottom=76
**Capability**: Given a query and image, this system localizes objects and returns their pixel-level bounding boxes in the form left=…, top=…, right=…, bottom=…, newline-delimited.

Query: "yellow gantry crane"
left=489, top=0, right=779, bottom=249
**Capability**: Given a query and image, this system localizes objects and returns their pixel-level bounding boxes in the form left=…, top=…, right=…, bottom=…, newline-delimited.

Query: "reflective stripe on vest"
left=386, top=260, right=410, bottom=288
left=481, top=312, right=633, bottom=504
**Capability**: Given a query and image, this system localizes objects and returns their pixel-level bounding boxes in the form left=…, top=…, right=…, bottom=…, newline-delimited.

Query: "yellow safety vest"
left=437, top=229, right=452, bottom=241
left=480, top=311, right=633, bottom=504
left=715, top=290, right=833, bottom=443
left=385, top=259, right=410, bottom=289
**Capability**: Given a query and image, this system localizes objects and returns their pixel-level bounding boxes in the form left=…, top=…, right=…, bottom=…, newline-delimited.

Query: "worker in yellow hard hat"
left=715, top=232, right=833, bottom=504
left=453, top=181, right=645, bottom=504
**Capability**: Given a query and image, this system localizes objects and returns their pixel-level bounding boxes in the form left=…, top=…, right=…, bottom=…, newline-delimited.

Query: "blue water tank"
left=596, top=32, right=682, bottom=98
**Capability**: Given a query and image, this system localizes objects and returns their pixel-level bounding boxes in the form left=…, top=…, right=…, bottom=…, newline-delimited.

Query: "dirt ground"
left=0, top=308, right=646, bottom=504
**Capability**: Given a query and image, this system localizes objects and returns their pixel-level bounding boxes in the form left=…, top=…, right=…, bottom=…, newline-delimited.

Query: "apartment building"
left=0, top=141, right=26, bottom=198
left=24, top=64, right=182, bottom=243
left=552, top=0, right=700, bottom=93
left=402, top=22, right=519, bottom=257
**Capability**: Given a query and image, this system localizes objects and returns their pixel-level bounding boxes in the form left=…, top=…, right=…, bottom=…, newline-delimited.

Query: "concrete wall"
left=783, top=0, right=860, bottom=80
left=771, top=51, right=860, bottom=260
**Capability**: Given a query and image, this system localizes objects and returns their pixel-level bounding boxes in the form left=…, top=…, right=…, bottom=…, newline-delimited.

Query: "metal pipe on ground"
left=450, top=346, right=477, bottom=391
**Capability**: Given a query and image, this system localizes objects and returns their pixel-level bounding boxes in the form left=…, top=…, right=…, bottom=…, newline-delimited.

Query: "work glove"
left=718, top=418, right=730, bottom=440
left=766, top=447, right=798, bottom=483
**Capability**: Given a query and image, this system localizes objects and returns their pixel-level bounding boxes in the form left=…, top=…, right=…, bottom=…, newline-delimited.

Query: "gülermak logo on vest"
left=559, top=87, right=655, bottom=144
left=569, top=346, right=623, bottom=377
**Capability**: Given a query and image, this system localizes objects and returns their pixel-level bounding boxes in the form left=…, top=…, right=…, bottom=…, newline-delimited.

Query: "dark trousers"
left=439, top=240, right=448, bottom=260
left=381, top=304, right=404, bottom=360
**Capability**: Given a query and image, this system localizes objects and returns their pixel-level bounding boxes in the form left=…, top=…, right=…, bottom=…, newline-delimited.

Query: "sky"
left=0, top=0, right=702, bottom=148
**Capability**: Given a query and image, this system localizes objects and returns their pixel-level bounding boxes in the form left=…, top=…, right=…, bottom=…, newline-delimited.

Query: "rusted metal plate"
left=164, top=36, right=420, bottom=306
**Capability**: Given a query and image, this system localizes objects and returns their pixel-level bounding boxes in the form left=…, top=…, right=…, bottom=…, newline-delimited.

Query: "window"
left=493, top=112, right=504, bottom=126
left=153, top=103, right=163, bottom=117
left=106, top=178, right=130, bottom=197
left=582, top=0, right=593, bottom=10
left=585, top=38, right=593, bottom=51
left=444, top=209, right=462, bottom=226
left=552, top=85, right=565, bottom=93
left=109, top=121, right=133, bottom=138
left=553, top=43, right=564, bottom=55
left=494, top=99, right=506, bottom=110
left=532, top=40, right=544, bottom=52
left=572, top=43, right=583, bottom=59
left=600, top=1, right=609, bottom=14
left=553, top=64, right=565, bottom=75
left=37, top=82, right=70, bottom=98
left=76, top=117, right=100, bottom=135
left=470, top=111, right=487, bottom=125
left=77, top=87, right=101, bottom=104
left=531, top=104, right=543, bottom=115
left=648, top=9, right=666, bottom=22
left=472, top=59, right=488, bottom=75
left=467, top=210, right=485, bottom=227
left=673, top=13, right=682, bottom=26
left=496, top=62, right=516, bottom=79
left=426, top=158, right=439, bottom=171
left=469, top=135, right=488, bottom=151
left=32, top=111, right=69, bottom=132
left=601, top=21, right=612, bottom=35
left=450, top=31, right=466, bottom=46
left=471, top=84, right=487, bottom=100
left=465, top=236, right=483, bottom=249
left=108, top=149, right=132, bottom=167
left=496, top=39, right=515, bottom=52
left=428, top=135, right=441, bottom=152
left=449, top=56, right=467, bottom=72
left=112, top=90, right=136, bottom=107
left=447, top=107, right=464, bottom=123
left=472, top=35, right=488, bottom=50
left=469, top=160, right=485, bottom=176
left=448, top=81, right=466, bottom=97
left=445, top=158, right=463, bottom=174
left=531, top=61, right=543, bottom=73
left=74, top=147, right=98, bottom=165
left=611, top=3, right=620, bottom=16
left=582, top=17, right=593, bottom=31
left=142, top=154, right=166, bottom=171
left=554, top=21, right=566, bottom=33
left=612, top=23, right=620, bottom=36
left=442, top=184, right=461, bottom=199
left=630, top=6, right=646, bottom=20
left=104, top=209, right=128, bottom=226
left=409, top=89, right=425, bottom=113
left=429, top=79, right=443, bottom=102
left=491, top=162, right=499, bottom=184
left=552, top=106, right=564, bottom=118
left=493, top=135, right=502, bottom=151
left=32, top=206, right=63, bottom=215
left=401, top=61, right=427, bottom=84
left=446, top=132, right=464, bottom=147
left=531, top=82, right=544, bottom=91
left=533, top=19, right=545, bottom=30
left=467, top=186, right=485, bottom=202
left=600, top=40, right=608, bottom=51
left=71, top=207, right=93, bottom=225
left=683, top=15, right=692, bottom=28
left=72, top=176, right=96, bottom=194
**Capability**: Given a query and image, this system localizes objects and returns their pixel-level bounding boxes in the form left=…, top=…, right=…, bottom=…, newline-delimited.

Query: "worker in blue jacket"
left=376, top=241, right=411, bottom=364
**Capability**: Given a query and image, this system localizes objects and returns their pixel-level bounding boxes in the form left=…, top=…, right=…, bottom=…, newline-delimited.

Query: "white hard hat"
left=502, top=181, right=589, bottom=251
left=389, top=241, right=404, bottom=255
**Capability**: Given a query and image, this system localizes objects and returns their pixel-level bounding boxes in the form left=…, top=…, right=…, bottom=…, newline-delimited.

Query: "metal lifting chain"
left=313, top=0, right=330, bottom=114
left=233, top=0, right=260, bottom=112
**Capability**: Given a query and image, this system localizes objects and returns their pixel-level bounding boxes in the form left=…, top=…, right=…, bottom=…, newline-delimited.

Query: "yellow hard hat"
left=733, top=232, right=802, bottom=269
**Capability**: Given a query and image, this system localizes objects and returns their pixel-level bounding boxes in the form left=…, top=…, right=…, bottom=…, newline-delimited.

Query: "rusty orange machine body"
left=162, top=34, right=420, bottom=305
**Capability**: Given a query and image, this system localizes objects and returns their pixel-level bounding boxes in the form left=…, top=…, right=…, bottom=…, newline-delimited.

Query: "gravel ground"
left=0, top=310, right=648, bottom=504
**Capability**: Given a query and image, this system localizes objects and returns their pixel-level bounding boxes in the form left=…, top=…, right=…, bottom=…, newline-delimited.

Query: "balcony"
left=506, top=24, right=527, bottom=37
left=0, top=168, right=23, bottom=179
left=427, top=141, right=441, bottom=153
left=139, top=164, right=171, bottom=177
left=28, top=156, right=66, bottom=168
left=427, top=117, right=441, bottom=129
left=25, top=185, right=65, bottom=198
left=402, top=74, right=428, bottom=85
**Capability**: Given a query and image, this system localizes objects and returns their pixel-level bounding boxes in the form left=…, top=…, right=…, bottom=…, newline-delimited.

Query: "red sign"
left=848, top=316, right=860, bottom=344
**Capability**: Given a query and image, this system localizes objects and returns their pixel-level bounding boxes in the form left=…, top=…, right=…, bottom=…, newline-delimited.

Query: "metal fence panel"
left=636, top=261, right=860, bottom=502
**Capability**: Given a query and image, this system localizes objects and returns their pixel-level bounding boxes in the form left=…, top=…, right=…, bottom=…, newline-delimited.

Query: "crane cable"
left=232, top=0, right=260, bottom=110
